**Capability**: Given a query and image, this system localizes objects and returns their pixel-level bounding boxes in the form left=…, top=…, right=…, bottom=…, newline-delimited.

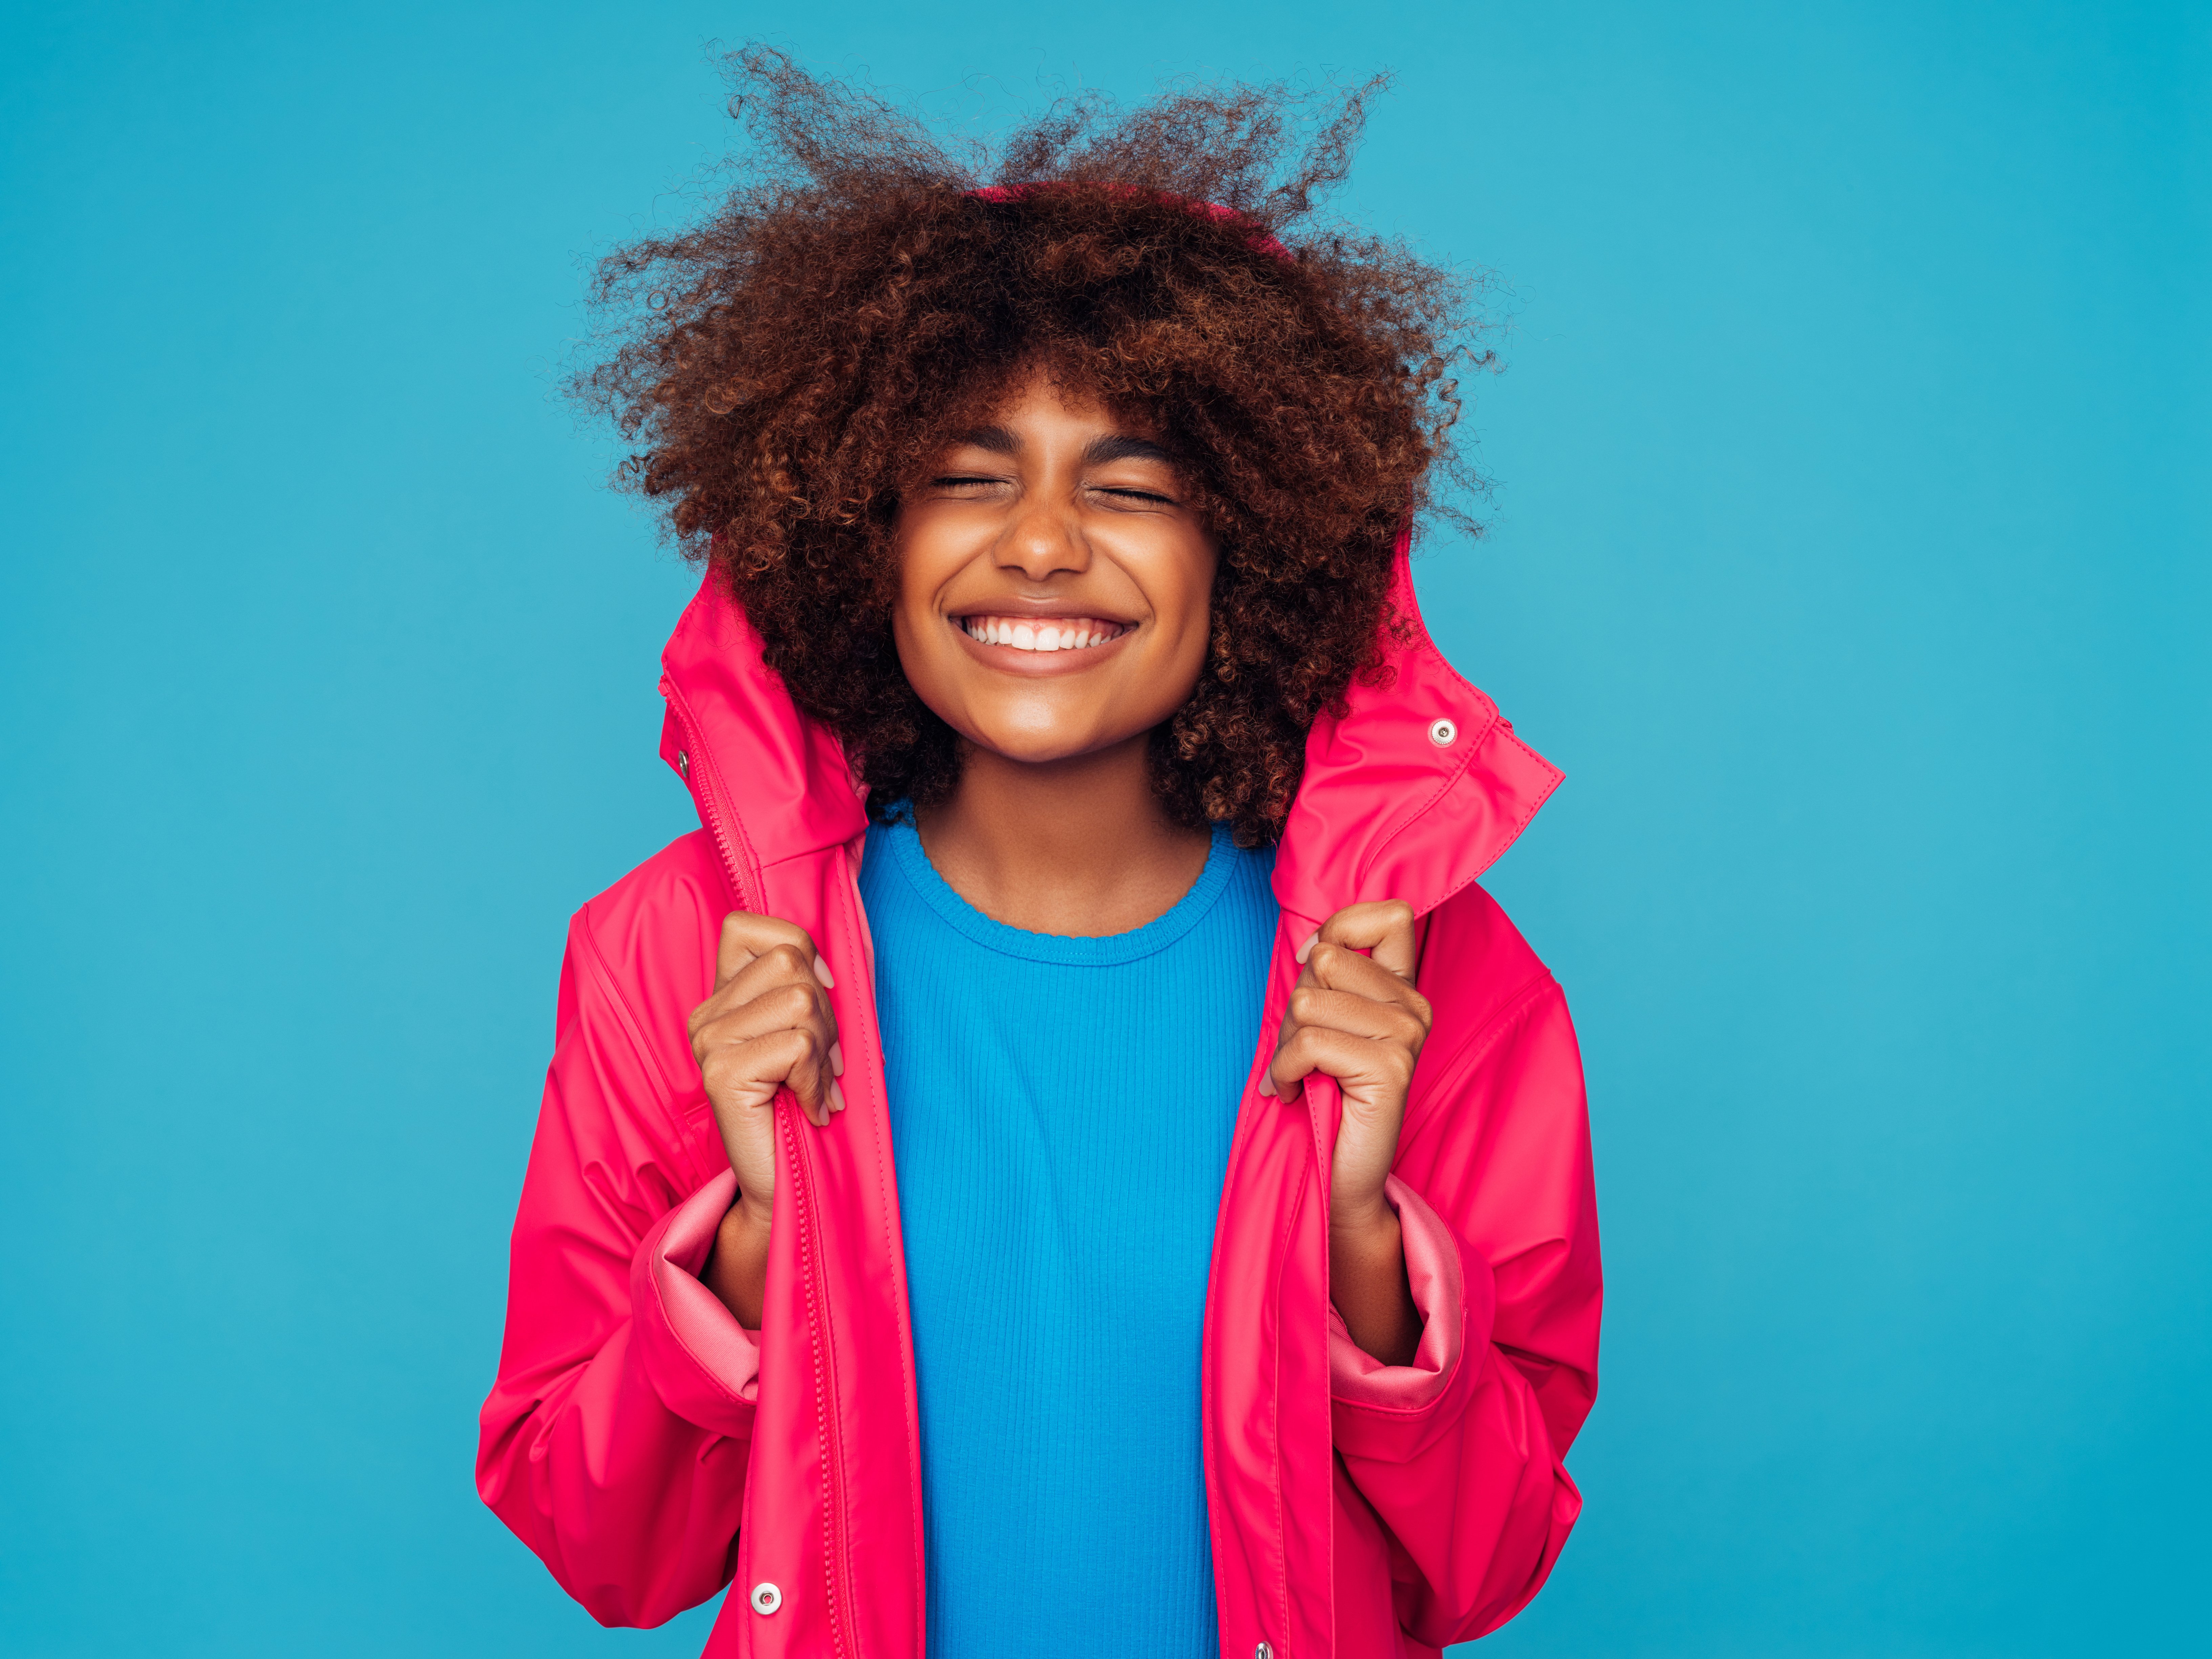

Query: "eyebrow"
left=945, top=427, right=1180, bottom=468
left=1081, top=433, right=1180, bottom=468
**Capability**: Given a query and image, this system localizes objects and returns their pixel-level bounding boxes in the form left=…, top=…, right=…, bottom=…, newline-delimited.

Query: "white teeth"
left=963, top=616, right=1121, bottom=652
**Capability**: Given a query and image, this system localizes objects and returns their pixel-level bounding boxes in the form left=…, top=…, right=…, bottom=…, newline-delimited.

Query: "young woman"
left=478, top=55, right=1600, bottom=1659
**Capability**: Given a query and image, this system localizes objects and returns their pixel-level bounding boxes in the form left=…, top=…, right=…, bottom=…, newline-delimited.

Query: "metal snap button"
left=677, top=750, right=690, bottom=778
left=1255, top=1643, right=1274, bottom=1659
left=750, top=1582, right=781, bottom=1615
left=1426, top=717, right=1458, bottom=747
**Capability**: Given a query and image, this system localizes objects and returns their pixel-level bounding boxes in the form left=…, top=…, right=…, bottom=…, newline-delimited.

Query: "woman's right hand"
left=686, top=912, right=843, bottom=1327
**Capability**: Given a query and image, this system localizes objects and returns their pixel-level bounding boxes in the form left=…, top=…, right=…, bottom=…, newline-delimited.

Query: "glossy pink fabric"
left=477, top=532, right=1602, bottom=1656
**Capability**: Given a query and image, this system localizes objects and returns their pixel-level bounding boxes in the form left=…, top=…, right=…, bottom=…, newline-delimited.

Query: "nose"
left=996, top=496, right=1090, bottom=582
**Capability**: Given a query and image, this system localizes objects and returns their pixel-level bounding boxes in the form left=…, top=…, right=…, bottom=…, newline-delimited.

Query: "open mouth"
left=956, top=615, right=1132, bottom=653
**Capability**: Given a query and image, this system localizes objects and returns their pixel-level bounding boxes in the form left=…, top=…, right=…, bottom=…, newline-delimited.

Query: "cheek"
left=1158, top=548, right=1218, bottom=673
left=887, top=534, right=948, bottom=708
left=890, top=590, right=950, bottom=717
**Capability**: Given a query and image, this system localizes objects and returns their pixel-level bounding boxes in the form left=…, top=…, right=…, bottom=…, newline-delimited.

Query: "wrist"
left=706, top=1193, right=773, bottom=1331
left=730, top=1190, right=775, bottom=1239
left=1327, top=1196, right=1419, bottom=1368
left=1329, top=1184, right=1395, bottom=1242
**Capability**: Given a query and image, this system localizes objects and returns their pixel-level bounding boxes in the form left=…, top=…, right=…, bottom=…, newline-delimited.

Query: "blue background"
left=3, top=3, right=2205, bottom=1654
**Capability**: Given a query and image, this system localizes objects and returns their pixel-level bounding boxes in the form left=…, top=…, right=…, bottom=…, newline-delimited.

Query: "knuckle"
left=691, top=1009, right=732, bottom=1054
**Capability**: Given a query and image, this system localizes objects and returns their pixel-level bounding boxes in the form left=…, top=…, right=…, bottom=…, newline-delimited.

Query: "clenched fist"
left=687, top=912, right=842, bottom=1327
left=1260, top=899, right=1432, bottom=1365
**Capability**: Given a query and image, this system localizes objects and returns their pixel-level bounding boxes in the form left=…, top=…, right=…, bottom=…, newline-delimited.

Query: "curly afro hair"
left=575, top=48, right=1489, bottom=845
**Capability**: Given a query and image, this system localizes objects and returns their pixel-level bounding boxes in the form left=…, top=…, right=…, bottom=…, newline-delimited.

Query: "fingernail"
left=828, top=1078, right=847, bottom=1114
left=813, top=954, right=836, bottom=989
left=1295, top=929, right=1319, bottom=964
left=829, top=1041, right=844, bottom=1077
left=1257, top=1072, right=1276, bottom=1097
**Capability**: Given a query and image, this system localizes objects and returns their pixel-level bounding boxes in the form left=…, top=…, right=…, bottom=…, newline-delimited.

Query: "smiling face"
left=891, top=370, right=1219, bottom=767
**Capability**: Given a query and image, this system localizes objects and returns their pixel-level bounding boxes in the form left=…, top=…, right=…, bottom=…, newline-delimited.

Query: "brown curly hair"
left=576, top=48, right=1488, bottom=844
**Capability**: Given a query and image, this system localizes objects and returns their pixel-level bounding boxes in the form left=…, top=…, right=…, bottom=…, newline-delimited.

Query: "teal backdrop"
left=3, top=3, right=2205, bottom=1654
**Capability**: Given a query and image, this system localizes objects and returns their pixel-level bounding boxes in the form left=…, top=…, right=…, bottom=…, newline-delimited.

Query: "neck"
left=913, top=731, right=1213, bottom=937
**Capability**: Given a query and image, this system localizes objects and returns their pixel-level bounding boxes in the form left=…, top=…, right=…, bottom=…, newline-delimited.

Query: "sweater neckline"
left=875, top=815, right=1247, bottom=966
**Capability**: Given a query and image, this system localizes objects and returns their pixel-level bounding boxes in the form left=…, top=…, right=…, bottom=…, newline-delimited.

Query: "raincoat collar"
left=656, top=526, right=1560, bottom=923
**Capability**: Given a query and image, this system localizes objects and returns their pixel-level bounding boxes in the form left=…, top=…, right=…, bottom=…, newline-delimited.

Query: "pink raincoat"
left=478, top=533, right=1601, bottom=1658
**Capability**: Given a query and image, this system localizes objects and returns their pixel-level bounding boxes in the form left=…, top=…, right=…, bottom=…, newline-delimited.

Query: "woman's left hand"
left=1261, top=898, right=1432, bottom=1364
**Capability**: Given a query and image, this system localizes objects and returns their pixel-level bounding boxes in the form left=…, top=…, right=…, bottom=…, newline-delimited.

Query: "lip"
left=945, top=606, right=1138, bottom=676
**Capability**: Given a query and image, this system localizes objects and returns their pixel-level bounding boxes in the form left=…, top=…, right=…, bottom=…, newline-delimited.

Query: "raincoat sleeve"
left=475, top=911, right=761, bottom=1627
left=1326, top=973, right=1601, bottom=1645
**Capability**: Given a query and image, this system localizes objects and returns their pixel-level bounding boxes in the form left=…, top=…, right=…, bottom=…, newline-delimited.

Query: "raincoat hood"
left=654, top=526, right=1561, bottom=928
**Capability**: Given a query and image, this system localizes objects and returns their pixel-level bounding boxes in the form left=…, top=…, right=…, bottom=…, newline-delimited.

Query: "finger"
left=1268, top=1023, right=1415, bottom=1105
left=1286, top=984, right=1429, bottom=1051
left=716, top=912, right=835, bottom=992
left=1257, top=1036, right=1286, bottom=1096
left=692, top=981, right=839, bottom=1058
left=1267, top=1021, right=1325, bottom=1102
left=711, top=1025, right=834, bottom=1127
left=695, top=1017, right=839, bottom=1128
left=1302, top=943, right=1433, bottom=1029
left=698, top=1024, right=817, bottom=1118
left=1257, top=989, right=1311, bottom=1097
left=1310, top=900, right=1419, bottom=980
left=688, top=959, right=841, bottom=1056
left=719, top=946, right=841, bottom=1042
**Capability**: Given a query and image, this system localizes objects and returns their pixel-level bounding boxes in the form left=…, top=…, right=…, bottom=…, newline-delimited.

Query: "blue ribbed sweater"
left=858, top=815, right=1278, bottom=1658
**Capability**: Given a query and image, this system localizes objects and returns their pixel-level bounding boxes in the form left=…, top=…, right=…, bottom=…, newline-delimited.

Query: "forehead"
left=942, top=370, right=1169, bottom=454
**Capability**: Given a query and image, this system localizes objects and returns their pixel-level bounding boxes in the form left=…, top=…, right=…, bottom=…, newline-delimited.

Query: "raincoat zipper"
left=779, top=1096, right=857, bottom=1659
left=663, top=681, right=855, bottom=1659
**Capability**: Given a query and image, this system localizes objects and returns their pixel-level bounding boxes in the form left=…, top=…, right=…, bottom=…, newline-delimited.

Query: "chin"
left=967, top=731, right=1104, bottom=767
left=955, top=707, right=1128, bottom=767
